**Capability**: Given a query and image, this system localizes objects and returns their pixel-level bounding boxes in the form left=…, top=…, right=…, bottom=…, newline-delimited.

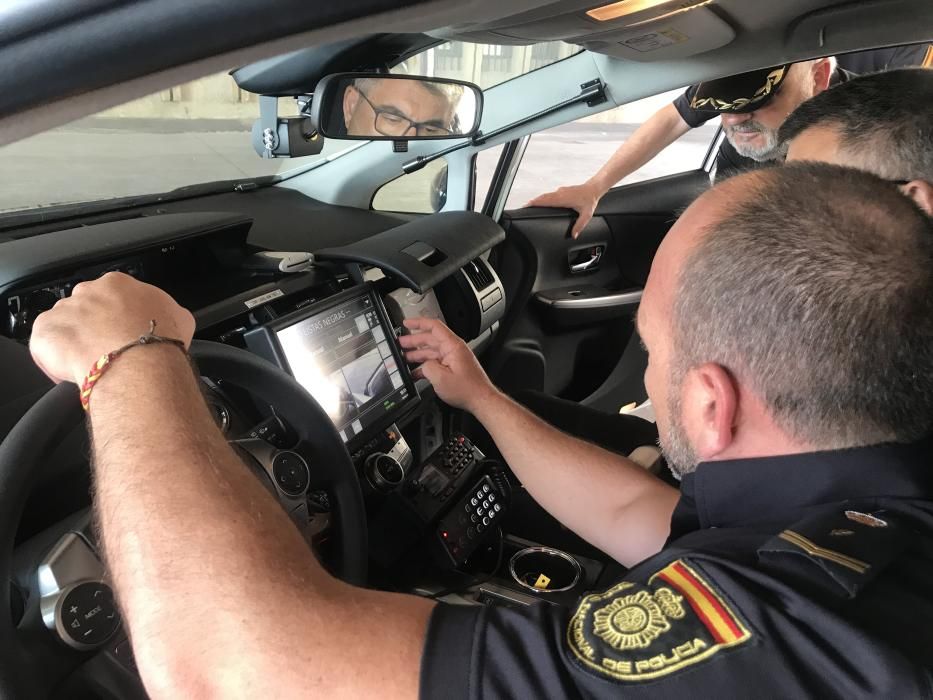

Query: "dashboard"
left=4, top=204, right=608, bottom=677
left=0, top=209, right=507, bottom=454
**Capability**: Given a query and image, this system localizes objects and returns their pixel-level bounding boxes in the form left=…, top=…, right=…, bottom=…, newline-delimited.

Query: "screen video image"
left=276, top=294, right=409, bottom=442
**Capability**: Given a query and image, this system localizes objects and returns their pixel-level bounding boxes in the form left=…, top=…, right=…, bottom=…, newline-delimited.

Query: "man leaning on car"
left=29, top=161, right=933, bottom=698
left=529, top=45, right=931, bottom=238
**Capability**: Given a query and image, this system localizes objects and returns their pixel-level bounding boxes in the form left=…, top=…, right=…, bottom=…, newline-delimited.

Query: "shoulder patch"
left=567, top=559, right=752, bottom=682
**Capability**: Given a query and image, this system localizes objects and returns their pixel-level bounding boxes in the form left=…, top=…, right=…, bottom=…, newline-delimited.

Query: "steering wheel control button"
left=57, top=581, right=120, bottom=650
left=272, top=451, right=311, bottom=496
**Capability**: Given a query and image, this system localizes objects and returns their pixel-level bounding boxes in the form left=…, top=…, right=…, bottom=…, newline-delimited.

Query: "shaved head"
left=641, top=163, right=933, bottom=477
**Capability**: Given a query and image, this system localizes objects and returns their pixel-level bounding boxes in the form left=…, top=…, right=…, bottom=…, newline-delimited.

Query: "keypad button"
left=482, top=516, right=489, bottom=526
left=483, top=485, right=490, bottom=493
left=494, top=503, right=501, bottom=512
left=482, top=500, right=489, bottom=509
left=476, top=507, right=483, bottom=516
left=489, top=494, right=496, bottom=503
left=470, top=498, right=478, bottom=506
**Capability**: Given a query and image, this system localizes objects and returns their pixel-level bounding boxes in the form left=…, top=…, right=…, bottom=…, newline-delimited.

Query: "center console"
left=242, top=283, right=510, bottom=572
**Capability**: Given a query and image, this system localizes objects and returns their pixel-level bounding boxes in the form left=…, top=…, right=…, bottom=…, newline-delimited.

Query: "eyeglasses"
left=355, top=88, right=452, bottom=138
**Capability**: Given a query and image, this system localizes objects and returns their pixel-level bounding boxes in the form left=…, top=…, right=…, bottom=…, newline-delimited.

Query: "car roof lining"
left=0, top=0, right=929, bottom=148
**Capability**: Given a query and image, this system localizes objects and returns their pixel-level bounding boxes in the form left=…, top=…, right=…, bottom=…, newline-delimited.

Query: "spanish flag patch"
left=567, top=559, right=752, bottom=682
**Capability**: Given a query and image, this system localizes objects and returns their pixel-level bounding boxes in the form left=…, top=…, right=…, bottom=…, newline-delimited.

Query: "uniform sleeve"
left=420, top=602, right=583, bottom=700
left=891, top=42, right=933, bottom=68
left=420, top=559, right=761, bottom=699
left=421, top=549, right=933, bottom=699
left=671, top=86, right=715, bottom=129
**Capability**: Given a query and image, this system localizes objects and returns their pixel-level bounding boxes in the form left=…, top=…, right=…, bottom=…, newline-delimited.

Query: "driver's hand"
left=399, top=317, right=498, bottom=414
left=525, top=182, right=602, bottom=239
left=30, top=272, right=195, bottom=385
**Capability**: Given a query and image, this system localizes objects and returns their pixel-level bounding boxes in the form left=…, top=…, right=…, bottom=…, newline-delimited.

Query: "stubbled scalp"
left=672, top=163, right=933, bottom=448
left=779, top=68, right=933, bottom=182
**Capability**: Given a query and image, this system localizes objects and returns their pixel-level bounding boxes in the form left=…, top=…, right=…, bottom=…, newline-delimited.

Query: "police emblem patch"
left=567, top=560, right=752, bottom=682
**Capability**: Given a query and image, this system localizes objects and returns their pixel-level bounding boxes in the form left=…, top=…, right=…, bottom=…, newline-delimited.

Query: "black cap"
left=689, top=64, right=790, bottom=115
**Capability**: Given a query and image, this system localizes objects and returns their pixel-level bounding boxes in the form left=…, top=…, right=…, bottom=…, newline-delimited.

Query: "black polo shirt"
left=419, top=441, right=933, bottom=698
left=672, top=68, right=853, bottom=180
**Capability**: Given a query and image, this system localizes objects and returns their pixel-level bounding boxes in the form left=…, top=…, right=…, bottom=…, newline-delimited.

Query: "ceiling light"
left=586, top=0, right=709, bottom=22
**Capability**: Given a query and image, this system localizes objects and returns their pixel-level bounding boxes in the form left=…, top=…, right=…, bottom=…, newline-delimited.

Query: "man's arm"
left=400, top=318, right=679, bottom=567
left=30, top=273, right=433, bottom=699
left=526, top=102, right=691, bottom=238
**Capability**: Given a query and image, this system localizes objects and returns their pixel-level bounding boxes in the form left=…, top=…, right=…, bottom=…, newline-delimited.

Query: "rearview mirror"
left=310, top=73, right=482, bottom=141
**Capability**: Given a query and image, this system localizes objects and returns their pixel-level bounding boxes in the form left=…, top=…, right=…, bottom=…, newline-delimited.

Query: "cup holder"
left=509, top=547, right=582, bottom=593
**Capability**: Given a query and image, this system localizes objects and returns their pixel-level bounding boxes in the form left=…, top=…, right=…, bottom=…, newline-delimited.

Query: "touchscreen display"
left=276, top=293, right=411, bottom=443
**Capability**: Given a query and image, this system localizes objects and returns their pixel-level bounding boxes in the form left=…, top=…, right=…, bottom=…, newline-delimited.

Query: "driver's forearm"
left=88, top=345, right=431, bottom=699
left=588, top=103, right=691, bottom=194
left=474, top=390, right=678, bottom=567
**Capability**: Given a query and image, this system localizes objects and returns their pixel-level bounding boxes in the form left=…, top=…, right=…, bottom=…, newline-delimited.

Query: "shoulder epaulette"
left=757, top=507, right=911, bottom=598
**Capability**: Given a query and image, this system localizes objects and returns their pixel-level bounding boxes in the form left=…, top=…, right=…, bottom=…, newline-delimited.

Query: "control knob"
left=364, top=453, right=406, bottom=492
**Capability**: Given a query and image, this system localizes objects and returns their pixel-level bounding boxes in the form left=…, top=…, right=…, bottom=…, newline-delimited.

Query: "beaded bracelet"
left=79, top=320, right=187, bottom=412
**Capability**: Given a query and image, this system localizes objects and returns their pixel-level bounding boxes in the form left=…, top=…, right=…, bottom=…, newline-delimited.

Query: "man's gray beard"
left=724, top=121, right=789, bottom=162
left=658, top=373, right=700, bottom=480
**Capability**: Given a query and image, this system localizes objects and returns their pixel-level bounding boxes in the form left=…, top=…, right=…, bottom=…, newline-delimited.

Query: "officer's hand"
left=30, top=272, right=195, bottom=386
left=525, top=182, right=602, bottom=239
left=399, top=317, right=498, bottom=414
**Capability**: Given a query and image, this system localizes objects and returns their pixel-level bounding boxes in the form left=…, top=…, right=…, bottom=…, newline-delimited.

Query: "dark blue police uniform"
left=420, top=441, right=933, bottom=698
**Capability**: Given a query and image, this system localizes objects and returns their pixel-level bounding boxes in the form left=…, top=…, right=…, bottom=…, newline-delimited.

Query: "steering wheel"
left=0, top=340, right=368, bottom=698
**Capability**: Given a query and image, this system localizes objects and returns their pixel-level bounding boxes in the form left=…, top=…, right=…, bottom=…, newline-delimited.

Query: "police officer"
left=526, top=58, right=842, bottom=238
left=29, top=162, right=933, bottom=697
left=528, top=43, right=932, bottom=240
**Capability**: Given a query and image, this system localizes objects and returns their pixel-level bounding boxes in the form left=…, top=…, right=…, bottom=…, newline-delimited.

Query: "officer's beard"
left=658, top=369, right=699, bottom=480
left=723, top=120, right=789, bottom=162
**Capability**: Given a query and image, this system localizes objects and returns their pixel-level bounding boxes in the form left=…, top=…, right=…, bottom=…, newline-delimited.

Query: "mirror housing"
left=310, top=73, right=482, bottom=141
left=251, top=94, right=325, bottom=159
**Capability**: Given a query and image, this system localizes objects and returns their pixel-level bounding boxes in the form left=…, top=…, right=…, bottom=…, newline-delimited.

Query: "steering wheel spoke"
left=37, top=531, right=121, bottom=652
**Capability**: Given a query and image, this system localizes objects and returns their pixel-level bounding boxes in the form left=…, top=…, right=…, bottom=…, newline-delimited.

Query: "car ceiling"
left=0, top=0, right=930, bottom=147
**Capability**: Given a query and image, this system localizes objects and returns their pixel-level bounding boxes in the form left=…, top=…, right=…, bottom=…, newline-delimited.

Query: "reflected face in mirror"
left=342, top=78, right=462, bottom=138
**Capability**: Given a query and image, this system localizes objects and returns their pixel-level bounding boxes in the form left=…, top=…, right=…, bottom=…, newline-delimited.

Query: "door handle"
left=569, top=246, right=603, bottom=274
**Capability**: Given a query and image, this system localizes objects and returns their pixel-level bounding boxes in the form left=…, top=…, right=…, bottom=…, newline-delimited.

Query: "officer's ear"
left=680, top=362, right=738, bottom=460
left=900, top=180, right=933, bottom=217
left=811, top=58, right=834, bottom=94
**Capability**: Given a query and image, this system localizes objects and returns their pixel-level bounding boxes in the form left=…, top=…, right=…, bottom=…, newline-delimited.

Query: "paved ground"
left=496, top=122, right=718, bottom=208
left=0, top=119, right=718, bottom=214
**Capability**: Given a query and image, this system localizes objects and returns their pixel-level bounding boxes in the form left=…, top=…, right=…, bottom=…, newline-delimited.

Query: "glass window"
left=505, top=88, right=720, bottom=210
left=0, top=72, right=354, bottom=214
left=372, top=158, right=449, bottom=214
left=393, top=40, right=580, bottom=90
left=473, top=144, right=507, bottom=211
left=373, top=39, right=578, bottom=214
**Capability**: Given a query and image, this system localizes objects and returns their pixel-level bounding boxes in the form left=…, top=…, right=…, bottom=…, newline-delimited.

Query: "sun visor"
left=582, top=8, right=735, bottom=61
left=431, top=2, right=734, bottom=62
left=786, top=0, right=933, bottom=60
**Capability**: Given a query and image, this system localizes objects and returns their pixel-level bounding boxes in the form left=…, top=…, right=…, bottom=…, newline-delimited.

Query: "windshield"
left=0, top=40, right=579, bottom=215
left=0, top=71, right=353, bottom=214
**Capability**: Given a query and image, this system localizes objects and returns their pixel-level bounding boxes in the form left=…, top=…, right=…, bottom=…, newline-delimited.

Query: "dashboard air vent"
left=463, top=258, right=494, bottom=291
